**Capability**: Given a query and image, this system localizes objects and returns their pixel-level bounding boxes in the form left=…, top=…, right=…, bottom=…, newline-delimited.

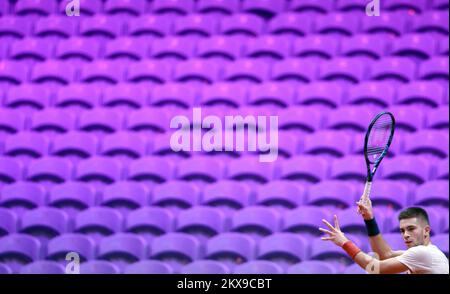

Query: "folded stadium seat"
left=227, top=156, right=275, bottom=184
left=104, top=37, right=149, bottom=62
left=382, top=155, right=432, bottom=185
left=151, top=181, right=201, bottom=213
left=79, top=15, right=125, bottom=39
left=307, top=180, right=357, bottom=209
left=75, top=157, right=123, bottom=188
left=412, top=11, right=449, bottom=36
left=30, top=109, right=76, bottom=136
left=75, top=207, right=124, bottom=243
left=0, top=42, right=7, bottom=60
left=403, top=130, right=449, bottom=160
left=297, top=82, right=344, bottom=109
left=4, top=132, right=49, bottom=162
left=255, top=180, right=306, bottom=210
left=174, top=14, right=219, bottom=38
left=336, top=0, right=371, bottom=11
left=5, top=84, right=51, bottom=111
left=316, top=12, right=359, bottom=37
left=80, top=260, right=121, bottom=274
left=224, top=59, right=270, bottom=84
left=391, top=34, right=437, bottom=61
left=127, top=156, right=174, bottom=185
left=413, top=180, right=449, bottom=208
left=436, top=158, right=449, bottom=180
left=59, top=0, right=103, bottom=16
left=287, top=261, right=337, bottom=274
left=383, top=0, right=427, bottom=13
left=56, top=38, right=101, bottom=62
left=418, top=57, right=449, bottom=82
left=100, top=182, right=149, bottom=216
left=257, top=233, right=308, bottom=269
left=247, top=82, right=295, bottom=108
left=0, top=208, right=18, bottom=237
left=200, top=82, right=247, bottom=108
left=197, top=0, right=239, bottom=15
left=289, top=0, right=333, bottom=14
left=19, top=207, right=69, bottom=244
left=272, top=58, right=317, bottom=84
left=205, top=232, right=257, bottom=271
left=124, top=260, right=174, bottom=274
left=370, top=57, right=416, bottom=84
left=0, top=60, right=29, bottom=85
left=14, top=0, right=56, bottom=16
left=177, top=156, right=225, bottom=184
left=151, top=232, right=202, bottom=273
left=432, top=0, right=450, bottom=9
left=34, top=16, right=77, bottom=39
left=100, top=132, right=147, bottom=163
left=78, top=108, right=125, bottom=136
left=48, top=182, right=96, bottom=218
left=0, top=182, right=46, bottom=214
left=104, top=0, right=147, bottom=16
left=346, top=81, right=395, bottom=108
left=230, top=206, right=282, bottom=241
left=0, top=16, right=32, bottom=40
left=51, top=132, right=98, bottom=163
left=397, top=81, right=445, bottom=108
left=80, top=60, right=126, bottom=85
left=387, top=105, right=425, bottom=133
left=330, top=155, right=367, bottom=183
left=438, top=36, right=449, bottom=55
left=55, top=84, right=101, bottom=111
left=0, top=263, right=12, bottom=274
left=0, top=109, right=26, bottom=138
left=280, top=155, right=329, bottom=184
left=427, top=106, right=449, bottom=130
left=9, top=38, right=54, bottom=62
left=126, top=60, right=173, bottom=85
left=20, top=261, right=65, bottom=274
left=174, top=59, right=221, bottom=85
left=151, top=36, right=197, bottom=61
left=31, top=60, right=76, bottom=85
left=242, top=0, right=285, bottom=19
left=245, top=35, right=292, bottom=62
left=102, top=84, right=148, bottom=111
left=98, top=233, right=148, bottom=271
left=150, top=83, right=198, bottom=109
left=220, top=13, right=265, bottom=37
left=325, top=106, right=376, bottom=134
left=128, top=15, right=172, bottom=38
left=181, top=260, right=230, bottom=274
left=125, top=207, right=175, bottom=243
left=293, top=35, right=339, bottom=60
left=278, top=106, right=322, bottom=135
left=343, top=263, right=367, bottom=274
left=365, top=180, right=410, bottom=212
left=0, top=234, right=41, bottom=273
left=197, top=36, right=244, bottom=62
left=151, top=133, right=191, bottom=159
left=0, top=1, right=8, bottom=16
left=202, top=180, right=251, bottom=214
left=303, top=130, right=352, bottom=159
left=26, top=157, right=73, bottom=189
left=268, top=12, right=313, bottom=37
left=341, top=34, right=389, bottom=60
left=319, top=57, right=366, bottom=85
left=152, top=0, right=194, bottom=15
left=434, top=234, right=449, bottom=257
left=234, top=260, right=284, bottom=274
left=175, top=206, right=227, bottom=242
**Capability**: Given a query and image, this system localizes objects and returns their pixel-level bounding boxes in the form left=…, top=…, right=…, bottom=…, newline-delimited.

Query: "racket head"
left=364, top=111, right=395, bottom=179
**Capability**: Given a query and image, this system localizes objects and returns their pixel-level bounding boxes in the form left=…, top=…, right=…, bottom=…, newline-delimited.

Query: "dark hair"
left=398, top=207, right=430, bottom=225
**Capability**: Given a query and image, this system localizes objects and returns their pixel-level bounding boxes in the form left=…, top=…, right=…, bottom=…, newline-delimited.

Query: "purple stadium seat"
left=341, top=35, right=388, bottom=60
left=0, top=234, right=41, bottom=273
left=200, top=82, right=247, bottom=108
left=75, top=207, right=124, bottom=240
left=181, top=260, right=230, bottom=274
left=125, top=207, right=175, bottom=241
left=224, top=59, right=270, bottom=83
left=151, top=133, right=191, bottom=159
left=0, top=182, right=46, bottom=210
left=15, top=0, right=56, bottom=16
left=330, top=155, right=366, bottom=182
left=51, top=132, right=98, bottom=160
left=100, top=181, right=149, bottom=211
left=202, top=180, right=251, bottom=210
left=49, top=182, right=96, bottom=213
left=55, top=84, right=101, bottom=110
left=386, top=106, right=424, bottom=133
left=231, top=206, right=281, bottom=239
left=419, top=57, right=449, bottom=81
left=152, top=0, right=194, bottom=15
left=0, top=157, right=22, bottom=184
left=0, top=264, right=12, bottom=274
left=31, top=109, right=75, bottom=134
left=56, top=38, right=101, bottom=62
left=434, top=234, right=449, bottom=257
left=303, top=130, right=352, bottom=158
left=197, top=0, right=239, bottom=15
left=80, top=61, right=125, bottom=84
left=242, top=0, right=285, bottom=19
left=227, top=156, right=275, bottom=184
left=310, top=235, right=364, bottom=266
left=319, top=58, right=365, bottom=84
left=124, top=260, right=174, bottom=274
left=104, top=0, right=146, bottom=16
left=268, top=13, right=314, bottom=36
left=176, top=206, right=227, bottom=240
left=439, top=36, right=449, bottom=55
left=35, top=16, right=77, bottom=39
left=26, top=157, right=72, bottom=184
left=4, top=132, right=49, bottom=159
left=177, top=156, right=224, bottom=183
left=294, top=35, right=339, bottom=60
left=336, top=0, right=368, bottom=11
left=0, top=1, right=8, bottom=16
left=414, top=180, right=449, bottom=207
left=78, top=108, right=124, bottom=134
left=81, top=261, right=121, bottom=274
left=383, top=0, right=427, bottom=13
left=245, top=35, right=292, bottom=60
left=127, top=156, right=174, bottom=184
left=248, top=82, right=295, bottom=108
left=258, top=233, right=308, bottom=265
left=10, top=38, right=53, bottom=61
left=432, top=0, right=449, bottom=10
left=174, top=14, right=218, bottom=37
left=404, top=130, right=449, bottom=159
left=0, top=109, right=26, bottom=136
left=104, top=38, right=149, bottom=61
left=100, top=132, right=147, bottom=160
left=234, top=261, right=284, bottom=274
left=436, top=158, right=449, bottom=180
left=206, top=233, right=256, bottom=268
left=397, top=81, right=445, bottom=108
left=152, top=181, right=200, bottom=209
left=272, top=58, right=317, bottom=83
left=391, top=34, right=437, bottom=60
left=80, top=15, right=124, bottom=39
left=59, top=0, right=102, bottom=16
left=0, top=16, right=32, bottom=39
left=0, top=208, right=17, bottom=236
left=151, top=83, right=198, bottom=109
left=278, top=106, right=321, bottom=134
left=127, top=60, right=172, bottom=84
left=5, top=84, right=50, bottom=110
left=256, top=180, right=305, bottom=209
left=220, top=13, right=264, bottom=37
left=280, top=155, right=329, bottom=183
left=151, top=37, right=196, bottom=60
left=20, top=261, right=65, bottom=274
left=20, top=207, right=69, bottom=240
left=102, top=84, right=149, bottom=109
left=174, top=59, right=221, bottom=84
left=427, top=106, right=449, bottom=129
left=31, top=60, right=75, bottom=85
left=308, top=180, right=357, bottom=208
left=75, top=157, right=123, bottom=184
left=369, top=180, right=409, bottom=210
left=197, top=36, right=244, bottom=61
left=0, top=60, right=28, bottom=85
left=98, top=233, right=148, bottom=267
left=128, top=15, right=172, bottom=38
left=326, top=106, right=375, bottom=133
left=290, top=0, right=333, bottom=14
left=347, top=82, right=395, bottom=108
left=316, top=12, right=358, bottom=36
left=382, top=155, right=431, bottom=184
left=287, top=261, right=337, bottom=274
left=370, top=57, right=416, bottom=83
left=298, top=81, right=344, bottom=108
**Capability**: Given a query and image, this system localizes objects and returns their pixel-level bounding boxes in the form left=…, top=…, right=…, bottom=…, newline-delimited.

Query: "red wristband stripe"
left=342, top=241, right=361, bottom=260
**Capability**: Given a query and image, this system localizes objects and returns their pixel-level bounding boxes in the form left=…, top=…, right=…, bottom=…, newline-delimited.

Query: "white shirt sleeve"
left=396, top=246, right=432, bottom=273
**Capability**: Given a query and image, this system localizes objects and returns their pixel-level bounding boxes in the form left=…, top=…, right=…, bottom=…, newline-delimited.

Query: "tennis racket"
left=359, top=111, right=396, bottom=207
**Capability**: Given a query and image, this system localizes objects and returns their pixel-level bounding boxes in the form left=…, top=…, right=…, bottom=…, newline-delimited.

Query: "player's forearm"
left=369, top=235, right=395, bottom=260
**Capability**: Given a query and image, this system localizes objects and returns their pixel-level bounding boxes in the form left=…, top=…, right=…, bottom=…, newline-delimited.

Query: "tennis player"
left=319, top=199, right=449, bottom=274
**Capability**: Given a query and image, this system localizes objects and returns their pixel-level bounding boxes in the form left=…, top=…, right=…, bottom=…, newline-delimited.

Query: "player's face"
left=399, top=218, right=429, bottom=248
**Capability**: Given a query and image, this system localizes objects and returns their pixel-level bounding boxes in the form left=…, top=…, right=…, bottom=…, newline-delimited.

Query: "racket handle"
left=362, top=181, right=372, bottom=201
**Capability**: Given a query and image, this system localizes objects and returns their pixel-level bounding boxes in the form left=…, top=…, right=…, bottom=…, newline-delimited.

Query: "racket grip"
left=362, top=181, right=372, bottom=200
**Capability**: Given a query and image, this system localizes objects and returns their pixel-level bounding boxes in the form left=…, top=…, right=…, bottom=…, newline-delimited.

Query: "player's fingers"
left=322, top=219, right=336, bottom=231
left=319, top=228, right=333, bottom=235
left=334, top=215, right=340, bottom=231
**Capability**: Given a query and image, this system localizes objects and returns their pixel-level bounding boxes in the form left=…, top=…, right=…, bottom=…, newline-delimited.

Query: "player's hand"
left=319, top=215, right=349, bottom=247
left=356, top=196, right=374, bottom=220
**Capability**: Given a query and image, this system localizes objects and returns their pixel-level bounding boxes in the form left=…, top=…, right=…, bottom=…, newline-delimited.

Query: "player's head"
left=398, top=207, right=431, bottom=248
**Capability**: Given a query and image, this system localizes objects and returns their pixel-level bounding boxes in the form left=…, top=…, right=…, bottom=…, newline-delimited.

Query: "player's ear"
left=424, top=225, right=431, bottom=238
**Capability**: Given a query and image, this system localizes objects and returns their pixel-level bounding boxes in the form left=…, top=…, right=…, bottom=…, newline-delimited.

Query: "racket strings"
left=367, top=114, right=394, bottom=160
